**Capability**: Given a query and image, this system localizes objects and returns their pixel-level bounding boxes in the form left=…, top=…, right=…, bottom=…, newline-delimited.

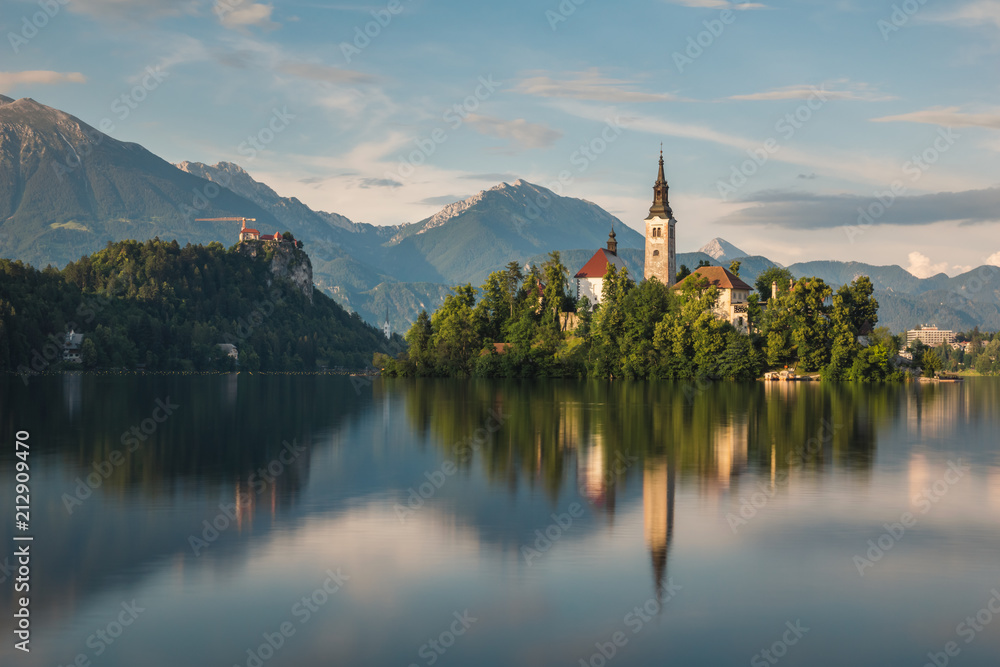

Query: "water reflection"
left=1, top=376, right=999, bottom=666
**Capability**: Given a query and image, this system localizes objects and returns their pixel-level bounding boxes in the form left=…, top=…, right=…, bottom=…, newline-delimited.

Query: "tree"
left=405, top=310, right=433, bottom=373
left=788, top=278, right=832, bottom=372
left=825, top=293, right=857, bottom=380
left=503, top=261, right=523, bottom=318
left=588, top=264, right=634, bottom=377
left=755, top=266, right=794, bottom=301
left=837, top=276, right=878, bottom=332
left=676, top=264, right=691, bottom=282
left=729, top=260, right=742, bottom=277
left=430, top=285, right=478, bottom=375
left=922, top=350, right=942, bottom=377
left=474, top=271, right=509, bottom=341
left=81, top=337, right=97, bottom=367
left=541, top=251, right=569, bottom=335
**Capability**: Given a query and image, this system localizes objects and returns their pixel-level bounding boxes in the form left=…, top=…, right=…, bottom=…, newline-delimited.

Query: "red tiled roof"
left=673, top=266, right=752, bottom=291
left=574, top=249, right=624, bottom=279
left=242, top=228, right=260, bottom=235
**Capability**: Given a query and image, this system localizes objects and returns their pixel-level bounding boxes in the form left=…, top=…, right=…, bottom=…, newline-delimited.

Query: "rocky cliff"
left=236, top=241, right=314, bottom=303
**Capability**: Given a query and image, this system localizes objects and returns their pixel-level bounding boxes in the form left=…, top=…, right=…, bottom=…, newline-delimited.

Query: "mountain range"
left=1, top=95, right=997, bottom=334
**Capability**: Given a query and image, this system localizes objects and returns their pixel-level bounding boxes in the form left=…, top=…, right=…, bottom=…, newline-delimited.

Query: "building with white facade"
left=574, top=228, right=626, bottom=305
left=907, top=326, right=956, bottom=348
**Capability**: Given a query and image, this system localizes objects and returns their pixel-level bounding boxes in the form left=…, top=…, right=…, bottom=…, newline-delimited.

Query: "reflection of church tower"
left=644, top=150, right=677, bottom=287
left=643, top=457, right=675, bottom=597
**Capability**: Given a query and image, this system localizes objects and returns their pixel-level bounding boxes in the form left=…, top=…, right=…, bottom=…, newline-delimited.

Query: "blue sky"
left=2, top=0, right=999, bottom=275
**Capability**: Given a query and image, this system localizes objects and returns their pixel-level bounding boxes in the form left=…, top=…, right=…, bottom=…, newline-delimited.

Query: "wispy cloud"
left=0, top=71, right=87, bottom=88
left=276, top=61, right=375, bottom=84
left=216, top=1, right=280, bottom=30
left=926, top=0, right=1000, bottom=30
left=458, top=172, right=520, bottom=181
left=553, top=100, right=984, bottom=192
left=719, top=188, right=1000, bottom=230
left=359, top=177, right=402, bottom=188
left=418, top=194, right=470, bottom=206
left=466, top=114, right=562, bottom=150
left=662, top=0, right=768, bottom=9
left=68, top=0, right=199, bottom=20
left=515, top=69, right=681, bottom=103
left=729, top=79, right=894, bottom=102
left=871, top=106, right=1000, bottom=130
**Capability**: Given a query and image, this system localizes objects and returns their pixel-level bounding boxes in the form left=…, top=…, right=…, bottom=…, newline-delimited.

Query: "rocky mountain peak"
left=698, top=238, right=748, bottom=263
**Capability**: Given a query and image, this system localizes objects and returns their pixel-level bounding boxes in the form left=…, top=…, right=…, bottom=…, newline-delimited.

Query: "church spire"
left=646, top=148, right=673, bottom=220
left=606, top=223, right=618, bottom=255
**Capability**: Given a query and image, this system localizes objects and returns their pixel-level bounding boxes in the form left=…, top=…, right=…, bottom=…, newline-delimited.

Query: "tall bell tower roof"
left=645, top=149, right=673, bottom=220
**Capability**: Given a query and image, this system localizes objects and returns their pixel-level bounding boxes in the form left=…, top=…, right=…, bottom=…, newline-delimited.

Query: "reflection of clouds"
left=908, top=452, right=930, bottom=507
left=242, top=503, right=484, bottom=609
left=988, top=468, right=1000, bottom=512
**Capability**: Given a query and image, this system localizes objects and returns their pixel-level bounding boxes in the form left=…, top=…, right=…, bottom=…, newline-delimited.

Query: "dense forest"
left=0, top=239, right=400, bottom=374
left=379, top=253, right=999, bottom=381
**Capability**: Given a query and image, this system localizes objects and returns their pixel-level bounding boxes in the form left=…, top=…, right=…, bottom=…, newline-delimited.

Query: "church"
left=573, top=150, right=751, bottom=332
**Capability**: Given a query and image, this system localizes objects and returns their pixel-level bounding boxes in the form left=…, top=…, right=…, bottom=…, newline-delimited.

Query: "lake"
left=2, top=374, right=1000, bottom=666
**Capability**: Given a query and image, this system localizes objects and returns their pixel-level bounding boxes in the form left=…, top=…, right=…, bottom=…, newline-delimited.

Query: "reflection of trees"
left=0, top=373, right=364, bottom=501
left=395, top=378, right=897, bottom=595
left=904, top=379, right=1000, bottom=439
left=395, top=379, right=890, bottom=499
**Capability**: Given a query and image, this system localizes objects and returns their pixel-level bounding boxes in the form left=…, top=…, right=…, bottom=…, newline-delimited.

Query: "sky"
left=1, top=0, right=999, bottom=276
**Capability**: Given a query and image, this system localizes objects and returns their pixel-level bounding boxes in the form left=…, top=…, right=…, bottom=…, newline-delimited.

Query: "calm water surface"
left=2, top=375, right=1000, bottom=666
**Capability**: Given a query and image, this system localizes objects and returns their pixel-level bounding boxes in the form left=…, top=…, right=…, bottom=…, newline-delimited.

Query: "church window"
left=653, top=250, right=659, bottom=256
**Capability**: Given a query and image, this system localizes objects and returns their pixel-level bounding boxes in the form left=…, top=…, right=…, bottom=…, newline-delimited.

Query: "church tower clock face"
left=644, top=149, right=677, bottom=287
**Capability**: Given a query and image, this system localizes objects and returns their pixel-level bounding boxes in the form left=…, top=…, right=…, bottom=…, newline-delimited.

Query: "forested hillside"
left=0, top=239, right=397, bottom=373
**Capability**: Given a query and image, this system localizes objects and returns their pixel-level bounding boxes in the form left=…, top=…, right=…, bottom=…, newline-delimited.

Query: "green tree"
left=541, top=251, right=569, bottom=335
left=788, top=278, right=833, bottom=372
left=755, top=266, right=794, bottom=301
left=825, top=293, right=857, bottom=380
left=405, top=310, right=433, bottom=374
left=921, top=349, right=942, bottom=377
left=430, top=285, right=479, bottom=375
left=729, top=260, right=742, bottom=277
left=81, top=337, right=97, bottom=367
left=503, top=261, right=523, bottom=319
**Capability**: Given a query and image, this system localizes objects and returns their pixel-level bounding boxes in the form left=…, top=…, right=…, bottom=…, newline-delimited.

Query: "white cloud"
left=466, top=115, right=562, bottom=150
left=276, top=61, right=374, bottom=84
left=906, top=251, right=949, bottom=278
left=0, top=71, right=87, bottom=88
left=68, top=0, right=198, bottom=20
left=987, top=251, right=1000, bottom=266
left=515, top=70, right=681, bottom=103
left=552, top=100, right=985, bottom=192
left=871, top=106, right=1000, bottom=130
left=729, top=80, right=894, bottom=102
left=927, top=0, right=1000, bottom=29
left=216, top=1, right=279, bottom=30
left=663, top=0, right=767, bottom=8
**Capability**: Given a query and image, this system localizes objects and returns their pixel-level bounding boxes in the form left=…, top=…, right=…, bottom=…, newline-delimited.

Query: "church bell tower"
left=644, top=150, right=677, bottom=287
